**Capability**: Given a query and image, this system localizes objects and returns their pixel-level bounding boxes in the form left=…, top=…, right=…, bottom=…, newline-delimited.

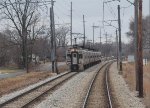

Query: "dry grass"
left=123, top=62, right=150, bottom=107
left=143, top=62, right=150, bottom=107
left=0, top=65, right=69, bottom=97
left=58, top=65, right=69, bottom=73
left=0, top=69, right=22, bottom=74
left=0, top=67, right=23, bottom=74
left=0, top=72, right=54, bottom=97
left=122, top=62, right=136, bottom=90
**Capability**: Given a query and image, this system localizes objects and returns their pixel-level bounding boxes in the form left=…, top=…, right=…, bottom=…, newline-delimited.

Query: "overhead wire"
left=54, top=0, right=84, bottom=40
left=107, top=3, right=117, bottom=19
left=120, top=4, right=133, bottom=29
left=103, top=1, right=117, bottom=33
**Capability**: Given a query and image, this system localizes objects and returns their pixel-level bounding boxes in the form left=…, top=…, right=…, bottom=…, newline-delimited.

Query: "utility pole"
left=138, top=0, right=143, bottom=97
left=105, top=32, right=108, bottom=44
left=83, top=15, right=86, bottom=48
left=149, top=0, right=150, bottom=19
left=116, top=29, right=119, bottom=69
left=104, top=32, right=108, bottom=57
left=50, top=0, right=58, bottom=74
left=134, top=0, right=139, bottom=91
left=103, top=2, right=105, bottom=27
left=92, top=23, right=95, bottom=45
left=53, top=0, right=58, bottom=74
left=99, top=27, right=102, bottom=44
left=92, top=24, right=99, bottom=48
left=25, top=31, right=29, bottom=73
left=118, top=5, right=122, bottom=74
left=149, top=0, right=150, bottom=48
left=50, top=7, right=54, bottom=73
left=70, top=2, right=73, bottom=46
left=99, top=27, right=102, bottom=51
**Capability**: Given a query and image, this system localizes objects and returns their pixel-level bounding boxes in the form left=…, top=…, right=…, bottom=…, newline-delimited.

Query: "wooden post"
left=138, top=0, right=143, bottom=97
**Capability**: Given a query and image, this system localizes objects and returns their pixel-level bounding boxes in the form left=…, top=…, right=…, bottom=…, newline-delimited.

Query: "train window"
left=67, top=54, right=71, bottom=57
left=79, top=54, right=83, bottom=58
left=73, top=54, right=77, bottom=57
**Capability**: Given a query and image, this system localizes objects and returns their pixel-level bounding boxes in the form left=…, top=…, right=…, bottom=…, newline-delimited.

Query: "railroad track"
left=82, top=61, right=114, bottom=108
left=0, top=72, right=78, bottom=108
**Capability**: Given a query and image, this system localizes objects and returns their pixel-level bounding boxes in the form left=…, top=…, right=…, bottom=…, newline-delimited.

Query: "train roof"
left=67, top=47, right=101, bottom=54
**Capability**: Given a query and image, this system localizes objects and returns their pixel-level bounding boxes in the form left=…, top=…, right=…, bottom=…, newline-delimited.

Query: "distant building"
left=143, top=48, right=150, bottom=59
left=127, top=55, right=134, bottom=62
left=30, top=54, right=39, bottom=63
left=56, top=47, right=67, bottom=62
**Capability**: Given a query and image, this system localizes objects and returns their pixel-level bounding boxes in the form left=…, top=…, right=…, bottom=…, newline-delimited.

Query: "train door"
left=72, top=53, right=77, bottom=64
left=71, top=52, right=79, bottom=71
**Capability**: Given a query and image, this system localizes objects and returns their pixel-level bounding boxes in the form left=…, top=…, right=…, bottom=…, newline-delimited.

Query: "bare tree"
left=0, top=30, right=21, bottom=66
left=127, top=16, right=150, bottom=52
left=55, top=26, right=69, bottom=47
left=27, top=21, right=47, bottom=63
left=0, top=0, right=41, bottom=69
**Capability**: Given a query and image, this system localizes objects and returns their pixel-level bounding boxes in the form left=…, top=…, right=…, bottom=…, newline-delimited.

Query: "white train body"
left=66, top=48, right=101, bottom=71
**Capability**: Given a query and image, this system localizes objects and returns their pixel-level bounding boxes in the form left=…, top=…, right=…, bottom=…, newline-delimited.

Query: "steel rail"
left=22, top=63, right=107, bottom=107
left=105, top=62, right=113, bottom=108
left=82, top=61, right=114, bottom=108
left=82, top=62, right=108, bottom=108
left=22, top=72, right=78, bottom=108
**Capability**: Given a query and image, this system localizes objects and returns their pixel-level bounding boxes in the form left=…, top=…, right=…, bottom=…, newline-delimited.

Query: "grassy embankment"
left=122, top=61, right=150, bottom=107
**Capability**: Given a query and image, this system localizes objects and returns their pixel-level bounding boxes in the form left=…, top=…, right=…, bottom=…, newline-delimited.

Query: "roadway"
left=0, top=62, right=66, bottom=79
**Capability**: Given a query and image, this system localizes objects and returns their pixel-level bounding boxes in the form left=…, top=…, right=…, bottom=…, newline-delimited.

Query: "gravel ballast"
left=109, top=63, right=145, bottom=108
left=34, top=63, right=103, bottom=108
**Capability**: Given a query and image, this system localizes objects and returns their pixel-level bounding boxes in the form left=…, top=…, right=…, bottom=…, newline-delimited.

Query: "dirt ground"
left=0, top=65, right=68, bottom=97
left=122, top=62, right=150, bottom=107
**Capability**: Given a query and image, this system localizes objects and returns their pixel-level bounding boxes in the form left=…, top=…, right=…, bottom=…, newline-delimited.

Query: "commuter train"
left=66, top=47, right=102, bottom=72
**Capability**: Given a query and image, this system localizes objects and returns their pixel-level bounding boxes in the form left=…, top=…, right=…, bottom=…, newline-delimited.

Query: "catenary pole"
left=105, top=32, right=108, bottom=57
left=83, top=15, right=86, bottom=48
left=92, top=24, right=99, bottom=49
left=149, top=0, right=150, bottom=48
left=51, top=0, right=58, bottom=74
left=149, top=0, right=150, bottom=47
left=103, top=2, right=105, bottom=27
left=93, top=23, right=95, bottom=46
left=116, top=29, right=119, bottom=69
left=105, top=32, right=108, bottom=44
left=70, top=2, right=73, bottom=46
left=99, top=27, right=102, bottom=51
left=50, top=7, right=54, bottom=73
left=118, top=5, right=122, bottom=74
left=52, top=0, right=58, bottom=74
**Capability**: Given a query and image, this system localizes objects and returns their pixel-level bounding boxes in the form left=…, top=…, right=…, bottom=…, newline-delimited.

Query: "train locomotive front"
left=66, top=48, right=101, bottom=72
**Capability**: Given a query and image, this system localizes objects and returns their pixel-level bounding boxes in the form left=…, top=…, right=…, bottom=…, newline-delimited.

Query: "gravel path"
left=34, top=63, right=104, bottom=108
left=0, top=71, right=25, bottom=79
left=109, top=62, right=145, bottom=108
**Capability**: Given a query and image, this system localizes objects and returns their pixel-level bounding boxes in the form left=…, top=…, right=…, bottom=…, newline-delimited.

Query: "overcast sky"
left=0, top=0, right=149, bottom=44
left=53, top=0, right=149, bottom=44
